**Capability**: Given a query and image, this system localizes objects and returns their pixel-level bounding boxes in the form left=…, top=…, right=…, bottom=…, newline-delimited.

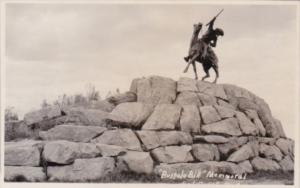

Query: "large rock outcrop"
left=4, top=76, right=294, bottom=183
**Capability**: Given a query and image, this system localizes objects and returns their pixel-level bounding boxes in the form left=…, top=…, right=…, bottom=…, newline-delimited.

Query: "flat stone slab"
left=142, top=104, right=181, bottom=130
left=43, top=140, right=100, bottom=164
left=107, top=102, right=153, bottom=128
left=62, top=107, right=109, bottom=126
left=275, top=138, right=294, bottom=156
left=117, top=151, right=154, bottom=174
left=217, top=99, right=236, bottom=110
left=236, top=97, right=258, bottom=111
left=257, top=137, right=277, bottom=145
left=199, top=106, right=221, bottom=124
left=175, top=91, right=202, bottom=106
left=151, top=145, right=194, bottom=163
left=177, top=77, right=198, bottom=92
left=24, top=105, right=62, bottom=125
left=107, top=91, right=137, bottom=105
left=251, top=157, right=281, bottom=171
left=137, top=130, right=192, bottom=150
left=198, top=93, right=217, bottom=106
left=273, top=118, right=286, bottom=138
left=227, top=141, right=259, bottom=162
left=238, top=160, right=254, bottom=174
left=202, top=118, right=242, bottom=136
left=279, top=155, right=294, bottom=171
left=222, top=84, right=254, bottom=100
left=91, top=129, right=142, bottom=151
left=254, top=97, right=285, bottom=138
left=218, top=137, right=248, bottom=156
left=197, top=81, right=228, bottom=100
left=180, top=105, right=201, bottom=133
left=48, top=157, right=115, bottom=182
left=136, top=76, right=177, bottom=105
left=193, top=135, right=229, bottom=144
left=236, top=111, right=259, bottom=136
left=136, top=131, right=160, bottom=150
left=157, top=131, right=193, bottom=146
left=39, top=124, right=106, bottom=142
left=5, top=166, right=46, bottom=182
left=5, top=140, right=43, bottom=166
left=259, top=143, right=283, bottom=162
left=192, top=144, right=220, bottom=161
left=96, top=144, right=126, bottom=157
left=244, top=109, right=266, bottom=136
left=214, top=105, right=235, bottom=119
left=129, top=78, right=140, bottom=93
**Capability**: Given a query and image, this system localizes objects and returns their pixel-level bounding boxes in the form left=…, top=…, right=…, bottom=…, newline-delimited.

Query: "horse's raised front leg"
left=183, top=62, right=191, bottom=73
left=212, top=65, right=219, bottom=83
left=192, top=62, right=198, bottom=80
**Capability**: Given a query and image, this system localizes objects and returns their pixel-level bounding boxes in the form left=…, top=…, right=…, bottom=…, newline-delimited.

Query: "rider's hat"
left=215, top=28, right=224, bottom=36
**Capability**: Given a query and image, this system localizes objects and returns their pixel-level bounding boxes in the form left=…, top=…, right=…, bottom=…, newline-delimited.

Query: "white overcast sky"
left=4, top=3, right=299, bottom=138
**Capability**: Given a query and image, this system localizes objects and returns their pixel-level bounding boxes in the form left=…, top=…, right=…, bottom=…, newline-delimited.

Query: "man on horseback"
left=184, top=17, right=223, bottom=63
left=183, top=10, right=224, bottom=83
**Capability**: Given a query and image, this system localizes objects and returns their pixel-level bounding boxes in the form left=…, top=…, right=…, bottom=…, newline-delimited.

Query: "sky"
left=4, top=3, right=299, bottom=138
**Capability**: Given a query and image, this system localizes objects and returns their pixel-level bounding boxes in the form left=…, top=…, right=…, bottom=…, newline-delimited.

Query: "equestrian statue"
left=183, top=9, right=224, bottom=83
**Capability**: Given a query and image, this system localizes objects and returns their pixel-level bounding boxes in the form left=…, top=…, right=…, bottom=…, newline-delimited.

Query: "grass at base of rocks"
left=91, top=170, right=294, bottom=184
left=5, top=170, right=294, bottom=185
left=244, top=170, right=294, bottom=185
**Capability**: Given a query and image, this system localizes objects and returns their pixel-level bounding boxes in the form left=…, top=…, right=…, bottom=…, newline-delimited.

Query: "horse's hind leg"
left=192, top=62, right=198, bottom=80
left=212, top=65, right=219, bottom=83
left=201, top=63, right=210, bottom=81
left=201, top=71, right=209, bottom=81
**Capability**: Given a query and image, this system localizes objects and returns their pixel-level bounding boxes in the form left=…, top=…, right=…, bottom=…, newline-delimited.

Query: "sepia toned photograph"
left=1, top=0, right=299, bottom=186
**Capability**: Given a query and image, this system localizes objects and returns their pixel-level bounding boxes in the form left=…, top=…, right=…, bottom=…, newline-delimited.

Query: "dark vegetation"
left=5, top=84, right=120, bottom=141
left=6, top=170, right=293, bottom=184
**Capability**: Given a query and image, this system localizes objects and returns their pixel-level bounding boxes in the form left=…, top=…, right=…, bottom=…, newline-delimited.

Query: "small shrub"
left=5, top=107, right=18, bottom=121
left=10, top=175, right=27, bottom=182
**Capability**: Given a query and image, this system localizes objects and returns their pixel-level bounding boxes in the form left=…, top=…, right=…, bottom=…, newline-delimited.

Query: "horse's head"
left=193, top=22, right=203, bottom=32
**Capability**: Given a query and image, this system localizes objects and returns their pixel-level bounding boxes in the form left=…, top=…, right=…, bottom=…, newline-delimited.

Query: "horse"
left=184, top=45, right=219, bottom=83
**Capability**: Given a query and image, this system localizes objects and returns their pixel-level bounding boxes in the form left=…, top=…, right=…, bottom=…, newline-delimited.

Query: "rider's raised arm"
left=210, top=38, right=217, bottom=47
